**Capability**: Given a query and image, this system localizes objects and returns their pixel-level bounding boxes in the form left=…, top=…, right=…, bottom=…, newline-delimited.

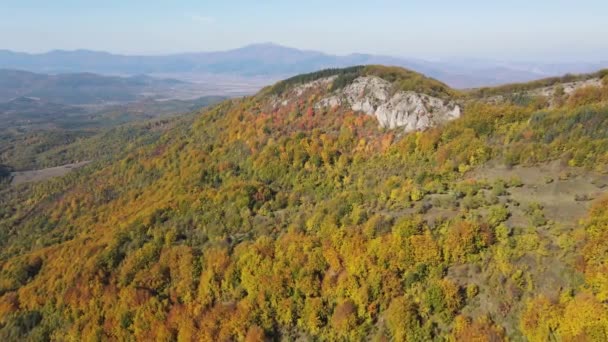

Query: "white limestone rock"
left=316, top=76, right=461, bottom=132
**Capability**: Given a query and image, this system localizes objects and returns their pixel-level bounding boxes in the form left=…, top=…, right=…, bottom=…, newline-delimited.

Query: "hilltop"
left=264, top=66, right=461, bottom=132
left=1, top=66, right=608, bottom=340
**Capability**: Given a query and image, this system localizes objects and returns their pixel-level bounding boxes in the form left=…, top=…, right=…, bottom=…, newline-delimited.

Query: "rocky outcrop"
left=529, top=78, right=602, bottom=97
left=483, top=78, right=604, bottom=106
left=315, top=76, right=461, bottom=132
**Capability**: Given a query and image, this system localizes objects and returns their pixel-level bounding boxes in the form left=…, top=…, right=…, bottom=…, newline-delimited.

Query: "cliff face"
left=314, top=76, right=461, bottom=132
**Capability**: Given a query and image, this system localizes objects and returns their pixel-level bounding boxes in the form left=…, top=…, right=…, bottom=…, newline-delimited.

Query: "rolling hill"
left=1, top=66, right=608, bottom=340
left=0, top=69, right=191, bottom=105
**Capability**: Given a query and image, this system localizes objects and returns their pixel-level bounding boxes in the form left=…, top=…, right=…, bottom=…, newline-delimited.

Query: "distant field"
left=11, top=160, right=91, bottom=185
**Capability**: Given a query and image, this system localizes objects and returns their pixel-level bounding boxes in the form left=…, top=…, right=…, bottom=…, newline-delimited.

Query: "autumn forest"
left=1, top=65, right=608, bottom=341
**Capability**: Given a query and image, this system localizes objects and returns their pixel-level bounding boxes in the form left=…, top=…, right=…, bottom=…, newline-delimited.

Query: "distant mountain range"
left=1, top=43, right=607, bottom=88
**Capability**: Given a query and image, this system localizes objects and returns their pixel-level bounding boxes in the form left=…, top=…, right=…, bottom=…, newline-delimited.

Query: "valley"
left=0, top=73, right=226, bottom=172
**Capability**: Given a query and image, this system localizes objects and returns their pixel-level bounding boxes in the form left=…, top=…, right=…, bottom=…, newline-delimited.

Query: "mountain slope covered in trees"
left=1, top=66, right=608, bottom=341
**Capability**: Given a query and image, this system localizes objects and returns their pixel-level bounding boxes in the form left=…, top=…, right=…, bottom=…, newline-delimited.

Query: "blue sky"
left=1, top=0, right=607, bottom=61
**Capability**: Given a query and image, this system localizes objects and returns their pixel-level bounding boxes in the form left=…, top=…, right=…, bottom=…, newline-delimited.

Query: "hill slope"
left=1, top=67, right=608, bottom=340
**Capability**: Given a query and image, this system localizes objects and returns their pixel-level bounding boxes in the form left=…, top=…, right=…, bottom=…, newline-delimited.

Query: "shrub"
left=492, top=180, right=507, bottom=196
left=495, top=224, right=512, bottom=241
left=525, top=202, right=547, bottom=226
left=508, top=176, right=524, bottom=188
left=466, top=284, right=479, bottom=299
left=488, top=205, right=510, bottom=227
left=410, top=187, right=425, bottom=202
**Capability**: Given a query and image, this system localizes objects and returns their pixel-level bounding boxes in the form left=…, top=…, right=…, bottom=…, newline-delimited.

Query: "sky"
left=1, top=0, right=607, bottom=62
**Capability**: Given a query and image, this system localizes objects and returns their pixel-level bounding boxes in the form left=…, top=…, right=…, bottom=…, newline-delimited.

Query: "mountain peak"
left=243, top=42, right=284, bottom=48
left=231, top=42, right=324, bottom=57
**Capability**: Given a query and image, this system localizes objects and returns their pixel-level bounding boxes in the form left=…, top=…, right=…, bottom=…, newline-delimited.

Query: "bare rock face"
left=316, top=76, right=461, bottom=132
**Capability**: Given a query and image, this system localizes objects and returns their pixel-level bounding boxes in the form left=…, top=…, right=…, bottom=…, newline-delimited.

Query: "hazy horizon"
left=2, top=0, right=608, bottom=63
left=2, top=42, right=607, bottom=66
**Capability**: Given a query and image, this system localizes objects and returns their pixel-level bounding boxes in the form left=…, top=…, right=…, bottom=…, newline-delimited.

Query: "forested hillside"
left=1, top=66, right=608, bottom=341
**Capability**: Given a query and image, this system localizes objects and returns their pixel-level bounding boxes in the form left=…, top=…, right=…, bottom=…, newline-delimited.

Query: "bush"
left=508, top=176, right=524, bottom=188
left=503, top=151, right=520, bottom=168
left=462, top=194, right=485, bottom=210
left=410, top=187, right=425, bottom=202
left=491, top=180, right=507, bottom=196
left=488, top=205, right=510, bottom=227
left=425, top=283, right=447, bottom=313
left=525, top=202, right=547, bottom=226
left=466, top=284, right=479, bottom=299
left=495, top=224, right=512, bottom=241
